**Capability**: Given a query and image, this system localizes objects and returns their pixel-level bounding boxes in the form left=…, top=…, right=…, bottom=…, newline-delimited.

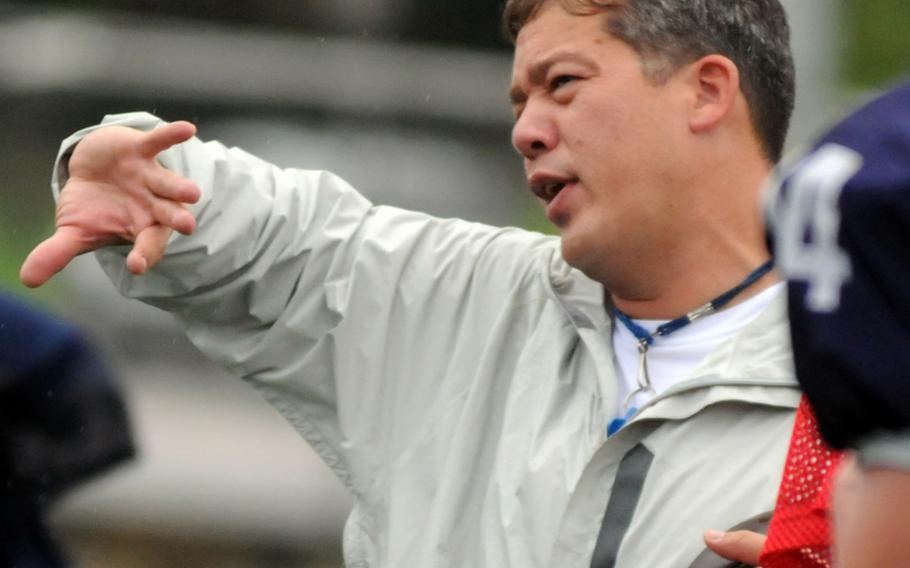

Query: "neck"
left=612, top=189, right=776, bottom=317
left=608, top=140, right=776, bottom=319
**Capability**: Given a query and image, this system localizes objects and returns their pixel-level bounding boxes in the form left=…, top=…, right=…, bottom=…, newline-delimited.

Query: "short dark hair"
left=503, top=0, right=795, bottom=163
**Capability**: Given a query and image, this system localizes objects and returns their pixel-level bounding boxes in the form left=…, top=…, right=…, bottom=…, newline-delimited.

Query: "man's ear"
left=686, top=55, right=741, bottom=134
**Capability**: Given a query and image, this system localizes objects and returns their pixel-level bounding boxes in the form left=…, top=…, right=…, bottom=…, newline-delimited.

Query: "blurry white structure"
left=783, top=0, right=847, bottom=148
left=0, top=8, right=513, bottom=126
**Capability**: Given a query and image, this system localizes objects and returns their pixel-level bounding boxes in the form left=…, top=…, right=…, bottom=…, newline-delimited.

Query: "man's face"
left=510, top=3, right=691, bottom=281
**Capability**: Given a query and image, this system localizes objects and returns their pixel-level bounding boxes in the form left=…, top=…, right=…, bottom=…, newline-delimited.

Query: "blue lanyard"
left=613, top=260, right=774, bottom=410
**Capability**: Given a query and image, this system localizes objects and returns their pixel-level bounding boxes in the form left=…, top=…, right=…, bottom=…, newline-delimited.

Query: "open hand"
left=20, top=121, right=201, bottom=287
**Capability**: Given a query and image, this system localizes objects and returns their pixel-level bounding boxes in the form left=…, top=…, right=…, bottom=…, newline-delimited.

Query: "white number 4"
left=766, top=144, right=864, bottom=313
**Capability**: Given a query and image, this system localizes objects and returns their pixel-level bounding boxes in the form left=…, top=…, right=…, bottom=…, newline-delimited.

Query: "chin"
left=559, top=233, right=596, bottom=274
left=558, top=226, right=618, bottom=286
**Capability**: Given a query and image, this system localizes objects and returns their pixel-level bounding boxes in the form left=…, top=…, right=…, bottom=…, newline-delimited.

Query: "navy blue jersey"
left=766, top=80, right=910, bottom=450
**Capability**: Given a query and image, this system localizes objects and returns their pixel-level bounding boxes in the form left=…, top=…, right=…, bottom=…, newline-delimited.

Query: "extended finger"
left=145, top=167, right=201, bottom=204
left=150, top=197, right=196, bottom=236
left=137, top=121, right=197, bottom=158
left=127, top=224, right=172, bottom=275
left=704, top=529, right=765, bottom=566
left=20, top=228, right=90, bottom=288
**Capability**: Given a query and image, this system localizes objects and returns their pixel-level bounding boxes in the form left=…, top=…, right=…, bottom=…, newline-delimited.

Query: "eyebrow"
left=509, top=51, right=599, bottom=106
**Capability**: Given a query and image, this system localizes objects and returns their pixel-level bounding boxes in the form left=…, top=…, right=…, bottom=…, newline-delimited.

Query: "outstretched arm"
left=21, top=113, right=556, bottom=501
left=20, top=121, right=201, bottom=287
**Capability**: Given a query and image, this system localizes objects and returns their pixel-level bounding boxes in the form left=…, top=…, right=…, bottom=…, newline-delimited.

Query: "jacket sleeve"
left=55, top=112, right=557, bottom=488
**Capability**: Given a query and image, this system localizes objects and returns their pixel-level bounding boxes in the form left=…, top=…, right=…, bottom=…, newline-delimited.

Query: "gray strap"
left=589, top=443, right=655, bottom=568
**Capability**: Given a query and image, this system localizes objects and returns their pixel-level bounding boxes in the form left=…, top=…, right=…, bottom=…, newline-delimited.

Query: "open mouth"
left=533, top=182, right=566, bottom=202
left=530, top=177, right=576, bottom=203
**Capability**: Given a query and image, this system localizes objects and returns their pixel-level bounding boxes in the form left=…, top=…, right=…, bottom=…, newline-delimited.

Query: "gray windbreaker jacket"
left=55, top=113, right=800, bottom=567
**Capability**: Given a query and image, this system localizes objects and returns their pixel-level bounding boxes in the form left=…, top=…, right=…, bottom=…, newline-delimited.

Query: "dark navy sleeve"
left=766, top=81, right=910, bottom=449
left=0, top=293, right=134, bottom=567
left=0, top=293, right=134, bottom=497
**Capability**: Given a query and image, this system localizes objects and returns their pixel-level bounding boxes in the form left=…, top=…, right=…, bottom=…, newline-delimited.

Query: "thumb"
left=704, top=529, right=765, bottom=566
left=20, top=228, right=90, bottom=288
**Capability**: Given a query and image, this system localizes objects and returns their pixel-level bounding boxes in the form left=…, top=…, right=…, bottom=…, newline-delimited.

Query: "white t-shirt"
left=612, top=282, right=785, bottom=414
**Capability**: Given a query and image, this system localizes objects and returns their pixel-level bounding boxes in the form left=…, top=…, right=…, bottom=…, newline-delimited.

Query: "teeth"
left=531, top=180, right=570, bottom=201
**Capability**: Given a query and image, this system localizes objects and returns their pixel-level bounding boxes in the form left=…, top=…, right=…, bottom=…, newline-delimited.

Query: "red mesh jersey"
left=760, top=396, right=843, bottom=567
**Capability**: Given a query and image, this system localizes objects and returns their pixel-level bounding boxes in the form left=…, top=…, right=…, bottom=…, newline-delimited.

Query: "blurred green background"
left=842, top=0, right=910, bottom=89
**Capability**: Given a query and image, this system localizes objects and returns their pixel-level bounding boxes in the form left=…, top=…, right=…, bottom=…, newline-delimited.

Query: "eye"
left=550, top=75, right=578, bottom=91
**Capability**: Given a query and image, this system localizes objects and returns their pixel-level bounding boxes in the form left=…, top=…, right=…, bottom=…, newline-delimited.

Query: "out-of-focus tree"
left=842, top=0, right=910, bottom=88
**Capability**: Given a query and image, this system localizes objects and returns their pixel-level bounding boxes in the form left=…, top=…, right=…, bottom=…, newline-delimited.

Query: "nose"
left=511, top=104, right=557, bottom=160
